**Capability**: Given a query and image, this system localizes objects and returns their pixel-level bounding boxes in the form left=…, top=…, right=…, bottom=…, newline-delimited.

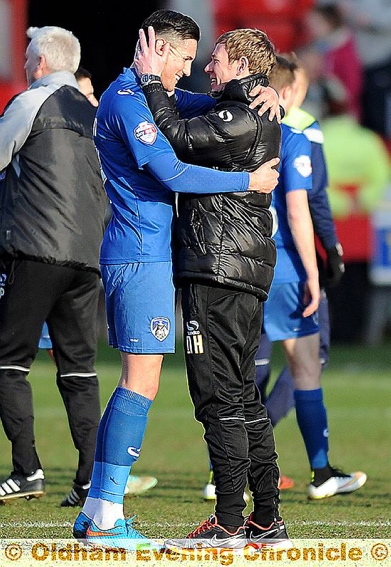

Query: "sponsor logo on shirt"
left=134, top=121, right=158, bottom=145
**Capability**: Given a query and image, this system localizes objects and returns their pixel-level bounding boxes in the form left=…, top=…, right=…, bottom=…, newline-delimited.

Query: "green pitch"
left=0, top=339, right=390, bottom=540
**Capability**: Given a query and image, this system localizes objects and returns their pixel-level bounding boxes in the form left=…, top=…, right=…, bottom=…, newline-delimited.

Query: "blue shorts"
left=263, top=281, right=319, bottom=341
left=101, top=262, right=175, bottom=354
left=38, top=322, right=52, bottom=349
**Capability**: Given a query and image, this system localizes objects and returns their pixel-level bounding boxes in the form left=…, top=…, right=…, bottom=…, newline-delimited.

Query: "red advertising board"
left=0, top=0, right=27, bottom=112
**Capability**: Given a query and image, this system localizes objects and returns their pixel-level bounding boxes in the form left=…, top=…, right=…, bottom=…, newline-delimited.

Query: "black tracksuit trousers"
left=181, top=282, right=280, bottom=528
left=0, top=258, right=101, bottom=485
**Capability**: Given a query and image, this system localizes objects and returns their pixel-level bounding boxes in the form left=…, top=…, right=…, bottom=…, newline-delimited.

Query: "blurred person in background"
left=318, top=0, right=391, bottom=144
left=255, top=54, right=345, bottom=492
left=260, top=55, right=366, bottom=500
left=75, top=66, right=99, bottom=107
left=304, top=3, right=363, bottom=120
left=320, top=79, right=391, bottom=343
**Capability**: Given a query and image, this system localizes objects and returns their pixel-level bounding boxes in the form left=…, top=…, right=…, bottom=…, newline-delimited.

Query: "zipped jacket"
left=143, top=74, right=281, bottom=299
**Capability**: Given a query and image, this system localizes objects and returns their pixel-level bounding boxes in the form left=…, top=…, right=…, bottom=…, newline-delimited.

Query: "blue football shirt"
left=271, top=124, right=313, bottom=283
left=96, top=68, right=179, bottom=264
left=95, top=68, right=240, bottom=265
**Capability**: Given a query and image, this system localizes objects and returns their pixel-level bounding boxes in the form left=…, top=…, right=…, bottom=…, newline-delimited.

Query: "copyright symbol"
left=4, top=543, right=23, bottom=561
left=371, top=543, right=389, bottom=561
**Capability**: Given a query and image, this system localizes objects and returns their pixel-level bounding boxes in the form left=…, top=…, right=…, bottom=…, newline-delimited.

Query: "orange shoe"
left=278, top=474, right=295, bottom=490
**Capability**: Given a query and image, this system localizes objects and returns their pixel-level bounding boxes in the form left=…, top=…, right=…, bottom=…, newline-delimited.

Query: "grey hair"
left=26, top=26, right=81, bottom=73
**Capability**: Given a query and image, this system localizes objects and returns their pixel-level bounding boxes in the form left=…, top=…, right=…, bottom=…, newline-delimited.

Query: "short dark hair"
left=141, top=9, right=200, bottom=44
left=75, top=66, right=92, bottom=81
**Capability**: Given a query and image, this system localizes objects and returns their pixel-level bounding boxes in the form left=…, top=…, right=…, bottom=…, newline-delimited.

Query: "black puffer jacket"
left=143, top=74, right=281, bottom=299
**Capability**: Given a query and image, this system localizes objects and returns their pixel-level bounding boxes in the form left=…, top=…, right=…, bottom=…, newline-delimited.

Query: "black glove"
left=326, top=243, right=345, bottom=288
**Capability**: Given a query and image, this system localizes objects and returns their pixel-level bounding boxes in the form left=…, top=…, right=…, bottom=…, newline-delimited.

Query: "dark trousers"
left=327, top=261, right=369, bottom=343
left=181, top=282, right=280, bottom=527
left=0, top=258, right=101, bottom=484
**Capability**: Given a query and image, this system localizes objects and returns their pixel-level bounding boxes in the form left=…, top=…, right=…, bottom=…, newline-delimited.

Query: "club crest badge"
left=151, top=317, right=170, bottom=342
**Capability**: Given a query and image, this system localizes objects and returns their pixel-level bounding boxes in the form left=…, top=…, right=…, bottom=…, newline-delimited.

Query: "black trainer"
left=245, top=513, right=293, bottom=549
left=165, top=514, right=247, bottom=551
left=0, top=469, right=45, bottom=502
left=60, top=482, right=90, bottom=507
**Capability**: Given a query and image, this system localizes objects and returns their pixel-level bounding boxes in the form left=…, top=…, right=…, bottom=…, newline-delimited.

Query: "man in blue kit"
left=260, top=55, right=367, bottom=500
left=74, top=9, right=281, bottom=549
left=254, top=55, right=345, bottom=473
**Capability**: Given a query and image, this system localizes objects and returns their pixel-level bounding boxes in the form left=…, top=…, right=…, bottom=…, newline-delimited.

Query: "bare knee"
left=118, top=352, right=163, bottom=400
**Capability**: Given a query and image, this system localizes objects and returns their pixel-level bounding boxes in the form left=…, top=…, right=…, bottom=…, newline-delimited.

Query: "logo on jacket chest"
left=218, top=110, right=233, bottom=122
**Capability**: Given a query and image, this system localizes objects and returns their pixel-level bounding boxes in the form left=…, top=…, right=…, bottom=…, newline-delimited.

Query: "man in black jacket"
left=0, top=26, right=107, bottom=505
left=135, top=26, right=291, bottom=551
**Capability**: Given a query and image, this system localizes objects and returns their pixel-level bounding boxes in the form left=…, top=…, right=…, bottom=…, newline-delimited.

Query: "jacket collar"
left=219, top=73, right=269, bottom=104
left=29, top=71, right=79, bottom=91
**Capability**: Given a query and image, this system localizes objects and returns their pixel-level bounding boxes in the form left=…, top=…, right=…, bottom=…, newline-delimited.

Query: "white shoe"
left=203, top=482, right=217, bottom=501
left=124, top=475, right=158, bottom=496
left=202, top=482, right=250, bottom=503
left=308, top=468, right=367, bottom=500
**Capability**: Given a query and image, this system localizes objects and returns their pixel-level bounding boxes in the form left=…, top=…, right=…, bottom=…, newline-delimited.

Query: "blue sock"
left=88, top=393, right=115, bottom=499
left=98, top=387, right=152, bottom=503
left=294, top=388, right=329, bottom=470
left=265, top=367, right=295, bottom=426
